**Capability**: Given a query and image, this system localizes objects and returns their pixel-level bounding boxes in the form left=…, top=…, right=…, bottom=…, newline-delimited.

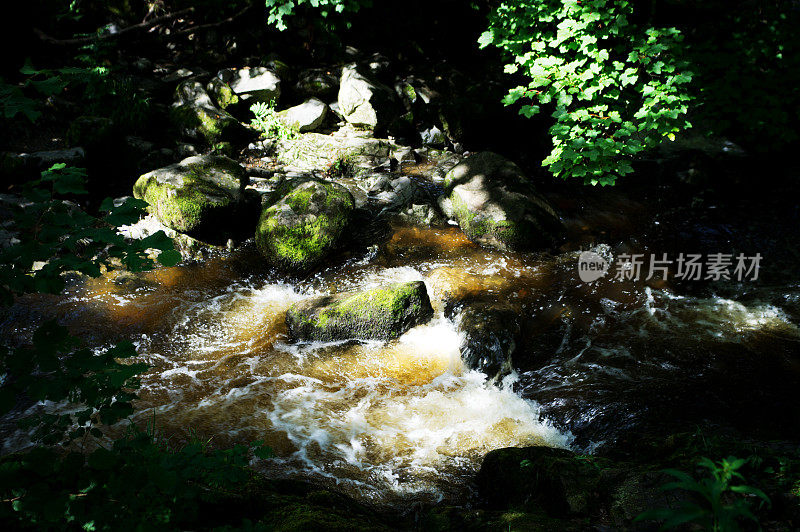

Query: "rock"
left=440, top=152, right=564, bottom=251
left=271, top=133, right=392, bottom=173
left=139, top=148, right=176, bottom=172
left=420, top=125, right=446, bottom=147
left=286, top=281, right=433, bottom=341
left=170, top=81, right=245, bottom=145
left=218, top=66, right=280, bottom=104
left=453, top=304, right=521, bottom=379
left=477, top=446, right=603, bottom=516
left=277, top=98, right=328, bottom=133
left=255, top=177, right=354, bottom=272
left=206, top=77, right=239, bottom=109
left=337, top=65, right=399, bottom=131
left=295, top=68, right=339, bottom=99
left=392, top=203, right=447, bottom=227
left=132, top=155, right=253, bottom=241
left=4, top=148, right=86, bottom=176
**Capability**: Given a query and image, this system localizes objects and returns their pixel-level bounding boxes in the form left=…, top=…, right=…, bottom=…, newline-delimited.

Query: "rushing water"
left=3, top=170, right=800, bottom=507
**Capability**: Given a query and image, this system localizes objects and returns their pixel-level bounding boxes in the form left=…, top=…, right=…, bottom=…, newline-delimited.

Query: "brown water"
left=4, top=179, right=800, bottom=507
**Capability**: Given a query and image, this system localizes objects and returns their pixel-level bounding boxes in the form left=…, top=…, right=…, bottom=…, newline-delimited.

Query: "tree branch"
left=33, top=8, right=195, bottom=46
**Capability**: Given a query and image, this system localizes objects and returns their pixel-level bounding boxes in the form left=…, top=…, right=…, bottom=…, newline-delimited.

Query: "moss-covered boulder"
left=206, top=77, right=239, bottom=110
left=440, top=152, right=564, bottom=251
left=286, top=281, right=434, bottom=341
left=132, top=155, right=253, bottom=242
left=255, top=178, right=354, bottom=272
left=170, top=81, right=246, bottom=145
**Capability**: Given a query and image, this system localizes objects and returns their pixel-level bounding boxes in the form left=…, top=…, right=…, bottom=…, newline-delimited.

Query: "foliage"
left=479, top=0, right=693, bottom=185
left=324, top=151, right=356, bottom=179
left=264, top=0, right=372, bottom=31
left=0, top=421, right=272, bottom=530
left=636, top=456, right=771, bottom=531
left=0, top=164, right=180, bottom=305
left=0, top=322, right=147, bottom=445
left=0, top=63, right=68, bottom=123
left=683, top=3, right=800, bottom=151
left=250, top=101, right=299, bottom=140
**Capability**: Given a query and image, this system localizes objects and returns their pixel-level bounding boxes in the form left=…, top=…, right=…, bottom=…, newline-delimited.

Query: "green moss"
left=286, top=282, right=433, bottom=341
left=132, top=161, right=237, bottom=233
left=216, top=84, right=238, bottom=109
left=255, top=179, right=354, bottom=271
left=171, top=105, right=237, bottom=145
left=449, top=192, right=531, bottom=251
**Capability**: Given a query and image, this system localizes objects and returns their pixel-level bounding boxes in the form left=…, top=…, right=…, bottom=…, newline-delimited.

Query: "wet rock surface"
left=286, top=281, right=433, bottom=341
left=441, top=151, right=564, bottom=251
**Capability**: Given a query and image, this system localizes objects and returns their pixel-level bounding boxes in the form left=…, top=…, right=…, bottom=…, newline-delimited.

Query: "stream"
left=3, top=167, right=800, bottom=509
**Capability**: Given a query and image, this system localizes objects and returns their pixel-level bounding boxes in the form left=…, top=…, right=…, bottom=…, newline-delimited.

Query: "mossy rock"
left=255, top=177, right=354, bottom=272
left=441, top=152, right=564, bottom=251
left=286, top=281, right=434, bottom=341
left=132, top=154, right=251, bottom=240
left=169, top=103, right=245, bottom=146
left=207, top=77, right=239, bottom=110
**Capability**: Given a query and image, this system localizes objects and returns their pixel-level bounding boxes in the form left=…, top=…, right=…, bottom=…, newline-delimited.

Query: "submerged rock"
left=455, top=303, right=521, bottom=380
left=286, top=281, right=433, bottom=341
left=338, top=65, right=399, bottom=131
left=277, top=98, right=328, bottom=132
left=440, top=151, right=564, bottom=251
left=132, top=155, right=253, bottom=241
left=255, top=177, right=354, bottom=272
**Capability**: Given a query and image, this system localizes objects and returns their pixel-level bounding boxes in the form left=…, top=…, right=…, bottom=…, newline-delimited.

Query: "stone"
left=420, top=125, right=446, bottom=147
left=337, top=65, right=399, bottom=131
left=295, top=68, right=339, bottom=99
left=455, top=303, right=521, bottom=380
left=255, top=177, right=354, bottom=272
left=132, top=155, right=253, bottom=241
left=206, top=77, right=239, bottom=109
left=170, top=81, right=245, bottom=145
left=277, top=98, right=328, bottom=133
left=440, top=152, right=564, bottom=251
left=477, top=446, right=603, bottom=516
left=218, top=67, right=280, bottom=104
left=286, top=281, right=433, bottom=341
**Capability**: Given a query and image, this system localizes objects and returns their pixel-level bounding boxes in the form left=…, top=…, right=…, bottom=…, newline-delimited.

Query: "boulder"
left=337, top=65, right=399, bottom=131
left=455, top=303, right=521, bottom=379
left=477, top=447, right=603, bottom=516
left=170, top=81, right=244, bottom=145
left=255, top=177, right=354, bottom=272
left=218, top=67, right=280, bottom=104
left=420, top=125, right=446, bottom=147
left=440, top=152, right=564, bottom=251
left=295, top=68, right=339, bottom=99
left=286, top=281, right=433, bottom=341
left=277, top=98, right=328, bottom=133
left=132, top=155, right=253, bottom=241
left=206, top=77, right=239, bottom=109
